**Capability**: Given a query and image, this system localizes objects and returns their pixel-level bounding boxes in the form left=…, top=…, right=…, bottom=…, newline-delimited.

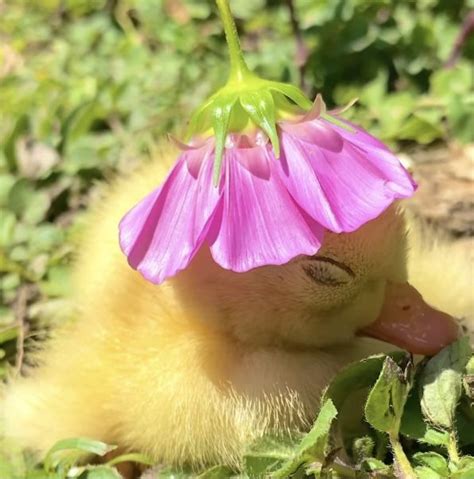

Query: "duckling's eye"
left=302, top=256, right=354, bottom=286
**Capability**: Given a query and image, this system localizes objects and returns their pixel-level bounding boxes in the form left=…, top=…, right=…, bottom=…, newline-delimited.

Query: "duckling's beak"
left=360, top=282, right=460, bottom=355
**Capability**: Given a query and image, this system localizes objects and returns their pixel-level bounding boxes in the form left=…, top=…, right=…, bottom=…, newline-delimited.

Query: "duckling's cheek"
left=360, top=282, right=459, bottom=355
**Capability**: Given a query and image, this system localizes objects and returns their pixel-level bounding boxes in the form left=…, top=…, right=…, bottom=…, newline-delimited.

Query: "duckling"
left=2, top=144, right=471, bottom=470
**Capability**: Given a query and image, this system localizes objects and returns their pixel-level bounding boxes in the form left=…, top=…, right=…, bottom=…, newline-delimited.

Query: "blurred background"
left=0, top=0, right=473, bottom=377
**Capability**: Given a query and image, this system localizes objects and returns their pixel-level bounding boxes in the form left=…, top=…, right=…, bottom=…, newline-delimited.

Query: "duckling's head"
left=174, top=203, right=458, bottom=355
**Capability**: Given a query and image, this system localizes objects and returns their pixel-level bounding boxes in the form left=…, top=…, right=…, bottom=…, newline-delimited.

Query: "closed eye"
left=302, top=256, right=355, bottom=286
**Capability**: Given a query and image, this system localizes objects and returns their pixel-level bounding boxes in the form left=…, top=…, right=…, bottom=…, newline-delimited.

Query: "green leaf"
left=464, top=356, right=474, bottom=400
left=419, top=337, right=472, bottom=430
left=451, top=456, right=474, bottom=478
left=60, top=101, right=99, bottom=153
left=43, top=437, right=116, bottom=472
left=400, top=385, right=449, bottom=446
left=364, top=356, right=412, bottom=434
left=29, top=225, right=64, bottom=254
left=243, top=435, right=299, bottom=477
left=414, top=466, right=443, bottom=479
left=4, top=114, right=29, bottom=173
left=322, top=353, right=406, bottom=410
left=412, top=452, right=449, bottom=476
left=397, top=114, right=444, bottom=144
left=195, top=465, right=236, bottom=478
left=7, top=179, right=51, bottom=225
left=360, top=457, right=391, bottom=474
left=0, top=324, right=19, bottom=344
left=40, top=265, right=71, bottom=298
left=272, top=399, right=337, bottom=478
left=0, top=174, right=16, bottom=207
left=0, top=211, right=16, bottom=248
left=447, top=95, right=474, bottom=143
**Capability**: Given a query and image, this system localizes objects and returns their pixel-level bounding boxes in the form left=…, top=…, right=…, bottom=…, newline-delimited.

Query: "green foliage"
left=3, top=339, right=472, bottom=478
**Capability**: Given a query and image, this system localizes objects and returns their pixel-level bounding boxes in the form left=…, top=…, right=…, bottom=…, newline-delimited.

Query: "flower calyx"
left=187, top=76, right=312, bottom=185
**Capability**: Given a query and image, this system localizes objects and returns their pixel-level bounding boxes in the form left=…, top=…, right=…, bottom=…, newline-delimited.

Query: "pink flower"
left=119, top=96, right=416, bottom=284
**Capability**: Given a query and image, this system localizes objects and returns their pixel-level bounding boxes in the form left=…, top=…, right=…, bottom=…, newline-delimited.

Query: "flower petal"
left=280, top=119, right=344, bottom=152
left=119, top=145, right=221, bottom=284
left=279, top=127, right=416, bottom=232
left=209, top=144, right=323, bottom=272
left=278, top=133, right=346, bottom=232
left=323, top=116, right=389, bottom=151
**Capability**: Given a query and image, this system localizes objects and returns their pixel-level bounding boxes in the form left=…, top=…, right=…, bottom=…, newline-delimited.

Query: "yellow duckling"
left=3, top=145, right=470, bottom=470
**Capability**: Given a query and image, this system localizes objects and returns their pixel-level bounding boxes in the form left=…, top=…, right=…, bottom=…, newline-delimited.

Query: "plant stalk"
left=215, top=0, right=251, bottom=82
left=390, top=434, right=416, bottom=479
left=447, top=431, right=460, bottom=464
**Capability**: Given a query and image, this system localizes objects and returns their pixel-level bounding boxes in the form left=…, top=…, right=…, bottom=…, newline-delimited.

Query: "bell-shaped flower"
left=119, top=95, right=416, bottom=284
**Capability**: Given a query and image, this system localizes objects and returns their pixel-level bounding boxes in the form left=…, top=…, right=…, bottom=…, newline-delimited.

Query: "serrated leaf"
left=243, top=435, right=300, bottom=477
left=364, top=356, right=412, bottom=434
left=419, top=337, right=472, bottom=430
left=272, top=399, right=337, bottom=478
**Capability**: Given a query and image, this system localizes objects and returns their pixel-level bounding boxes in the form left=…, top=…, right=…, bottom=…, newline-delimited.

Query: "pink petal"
left=119, top=145, right=221, bottom=284
left=322, top=116, right=389, bottom=151
left=279, top=126, right=416, bottom=232
left=280, top=120, right=344, bottom=152
left=209, top=144, right=323, bottom=272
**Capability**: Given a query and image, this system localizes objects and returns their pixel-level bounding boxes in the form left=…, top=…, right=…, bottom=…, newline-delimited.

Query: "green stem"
left=390, top=434, right=416, bottom=479
left=447, top=431, right=460, bottom=464
left=215, top=0, right=252, bottom=82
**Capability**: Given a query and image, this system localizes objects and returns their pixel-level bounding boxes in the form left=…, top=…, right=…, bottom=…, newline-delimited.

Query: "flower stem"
left=215, top=0, right=252, bottom=82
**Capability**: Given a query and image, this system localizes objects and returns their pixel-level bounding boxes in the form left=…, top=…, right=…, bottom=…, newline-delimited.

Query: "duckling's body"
left=3, top=147, right=473, bottom=469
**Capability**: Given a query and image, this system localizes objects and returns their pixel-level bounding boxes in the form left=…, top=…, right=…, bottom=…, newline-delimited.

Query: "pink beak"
left=361, top=282, right=460, bottom=356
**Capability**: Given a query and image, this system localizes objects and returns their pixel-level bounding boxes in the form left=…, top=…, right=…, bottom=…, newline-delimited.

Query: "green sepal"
left=268, top=82, right=312, bottom=111
left=186, top=77, right=311, bottom=184
left=211, top=94, right=237, bottom=185
left=240, top=89, right=280, bottom=158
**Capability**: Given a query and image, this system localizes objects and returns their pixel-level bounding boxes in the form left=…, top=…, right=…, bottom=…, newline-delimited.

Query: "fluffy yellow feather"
left=2, top=144, right=472, bottom=470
